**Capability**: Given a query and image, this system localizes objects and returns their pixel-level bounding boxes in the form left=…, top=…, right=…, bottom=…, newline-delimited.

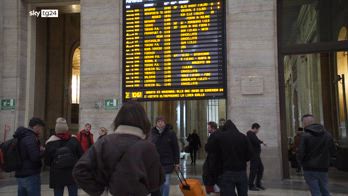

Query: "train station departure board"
left=123, top=0, right=226, bottom=101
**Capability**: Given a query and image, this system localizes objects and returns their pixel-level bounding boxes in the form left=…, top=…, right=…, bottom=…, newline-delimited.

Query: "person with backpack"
left=77, top=123, right=94, bottom=152
left=14, top=117, right=45, bottom=196
left=73, top=102, right=164, bottom=196
left=44, top=117, right=83, bottom=196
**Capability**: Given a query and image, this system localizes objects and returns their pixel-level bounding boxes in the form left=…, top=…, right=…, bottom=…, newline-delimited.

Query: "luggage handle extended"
left=175, top=168, right=190, bottom=190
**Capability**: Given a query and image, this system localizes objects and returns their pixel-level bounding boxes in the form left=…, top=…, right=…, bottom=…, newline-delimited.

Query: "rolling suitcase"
left=176, top=169, right=206, bottom=196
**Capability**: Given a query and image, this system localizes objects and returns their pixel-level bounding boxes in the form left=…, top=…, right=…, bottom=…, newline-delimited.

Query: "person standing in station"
left=292, top=127, right=303, bottom=173
left=247, top=123, right=266, bottom=191
left=14, top=117, right=46, bottom=196
left=207, top=120, right=253, bottom=196
left=218, top=118, right=226, bottom=131
left=151, top=117, right=180, bottom=196
left=73, top=102, right=164, bottom=195
left=77, top=123, right=94, bottom=153
left=97, top=127, right=108, bottom=140
left=45, top=117, right=83, bottom=196
left=203, top=121, right=221, bottom=194
left=187, top=129, right=201, bottom=165
left=297, top=114, right=336, bottom=196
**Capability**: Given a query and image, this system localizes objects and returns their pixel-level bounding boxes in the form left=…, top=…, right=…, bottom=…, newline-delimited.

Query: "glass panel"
left=336, top=27, right=348, bottom=140
left=281, top=0, right=348, bottom=46
left=284, top=51, right=348, bottom=145
left=284, top=53, right=324, bottom=139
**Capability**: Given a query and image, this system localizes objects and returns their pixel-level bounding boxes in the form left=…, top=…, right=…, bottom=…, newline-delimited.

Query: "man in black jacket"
left=247, top=123, right=266, bottom=191
left=14, top=117, right=45, bottom=196
left=151, top=117, right=180, bottom=196
left=187, top=130, right=201, bottom=165
left=203, top=121, right=220, bottom=194
left=208, top=120, right=254, bottom=196
left=297, top=114, right=336, bottom=196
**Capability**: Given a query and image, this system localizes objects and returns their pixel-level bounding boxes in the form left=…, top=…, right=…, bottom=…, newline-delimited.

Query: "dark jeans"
left=53, top=184, right=78, bottom=196
left=218, top=171, right=248, bottom=196
left=150, top=190, right=161, bottom=196
left=303, top=171, right=330, bottom=196
left=249, top=156, right=264, bottom=187
left=190, top=148, right=198, bottom=164
left=17, top=174, right=41, bottom=196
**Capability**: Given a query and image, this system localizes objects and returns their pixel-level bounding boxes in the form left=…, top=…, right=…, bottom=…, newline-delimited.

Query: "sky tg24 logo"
left=29, top=9, right=59, bottom=18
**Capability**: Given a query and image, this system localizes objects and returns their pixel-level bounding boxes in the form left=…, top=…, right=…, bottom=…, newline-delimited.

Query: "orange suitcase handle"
left=175, top=168, right=190, bottom=190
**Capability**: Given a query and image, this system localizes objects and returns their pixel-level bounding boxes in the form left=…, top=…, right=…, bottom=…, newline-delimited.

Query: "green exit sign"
left=1, top=99, right=16, bottom=110
left=104, top=99, right=120, bottom=110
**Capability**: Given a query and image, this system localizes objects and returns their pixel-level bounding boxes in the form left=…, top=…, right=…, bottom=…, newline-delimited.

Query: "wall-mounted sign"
left=123, top=0, right=226, bottom=101
left=104, top=99, right=120, bottom=110
left=0, top=99, right=16, bottom=110
left=241, top=76, right=264, bottom=95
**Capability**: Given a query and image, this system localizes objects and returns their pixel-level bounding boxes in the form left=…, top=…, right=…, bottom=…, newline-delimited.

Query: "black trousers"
left=219, top=171, right=248, bottom=196
left=150, top=190, right=161, bottom=196
left=249, top=156, right=264, bottom=187
left=190, top=148, right=198, bottom=164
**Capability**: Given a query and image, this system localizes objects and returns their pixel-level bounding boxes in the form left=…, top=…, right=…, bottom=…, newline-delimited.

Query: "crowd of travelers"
left=0, top=101, right=336, bottom=196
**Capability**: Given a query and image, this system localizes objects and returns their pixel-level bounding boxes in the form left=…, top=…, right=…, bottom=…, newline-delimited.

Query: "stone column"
left=0, top=0, right=28, bottom=140
left=226, top=0, right=282, bottom=179
left=80, top=0, right=122, bottom=140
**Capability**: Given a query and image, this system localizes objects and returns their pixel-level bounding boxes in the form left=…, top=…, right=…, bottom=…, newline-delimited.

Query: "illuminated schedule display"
left=123, top=0, right=226, bottom=101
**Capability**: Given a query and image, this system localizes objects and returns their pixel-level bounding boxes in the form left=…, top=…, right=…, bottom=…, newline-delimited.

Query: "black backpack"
left=0, top=138, right=22, bottom=172
left=53, top=140, right=78, bottom=169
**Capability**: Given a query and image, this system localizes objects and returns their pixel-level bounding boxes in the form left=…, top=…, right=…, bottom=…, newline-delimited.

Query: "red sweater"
left=77, top=130, right=94, bottom=152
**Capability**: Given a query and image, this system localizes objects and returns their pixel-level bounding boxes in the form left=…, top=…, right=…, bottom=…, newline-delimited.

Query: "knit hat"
left=55, top=117, right=69, bottom=134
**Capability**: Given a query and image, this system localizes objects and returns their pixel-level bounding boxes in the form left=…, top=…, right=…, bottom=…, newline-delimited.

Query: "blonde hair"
left=99, top=127, right=108, bottom=134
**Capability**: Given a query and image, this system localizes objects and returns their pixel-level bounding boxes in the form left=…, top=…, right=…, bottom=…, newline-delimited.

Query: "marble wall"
left=79, top=0, right=122, bottom=135
left=225, top=0, right=282, bottom=179
left=0, top=0, right=28, bottom=140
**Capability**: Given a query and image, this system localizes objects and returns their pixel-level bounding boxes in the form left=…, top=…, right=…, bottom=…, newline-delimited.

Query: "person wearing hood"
left=297, top=114, right=336, bottom=196
left=14, top=117, right=45, bottom=196
left=208, top=120, right=254, bottom=196
left=44, top=117, right=83, bottom=196
left=150, top=117, right=180, bottom=196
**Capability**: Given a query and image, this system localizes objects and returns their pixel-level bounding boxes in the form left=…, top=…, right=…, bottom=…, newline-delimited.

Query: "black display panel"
left=123, top=0, right=226, bottom=101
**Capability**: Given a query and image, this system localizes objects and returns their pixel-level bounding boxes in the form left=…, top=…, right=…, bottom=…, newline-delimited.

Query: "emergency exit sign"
left=1, top=99, right=16, bottom=110
left=104, top=99, right=120, bottom=110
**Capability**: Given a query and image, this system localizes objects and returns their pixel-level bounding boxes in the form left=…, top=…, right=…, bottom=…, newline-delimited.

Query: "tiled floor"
left=0, top=184, right=348, bottom=196
left=1, top=159, right=347, bottom=196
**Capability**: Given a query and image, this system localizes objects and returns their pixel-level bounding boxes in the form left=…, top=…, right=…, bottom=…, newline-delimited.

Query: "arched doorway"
left=33, top=9, right=80, bottom=137
left=71, top=47, right=81, bottom=131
